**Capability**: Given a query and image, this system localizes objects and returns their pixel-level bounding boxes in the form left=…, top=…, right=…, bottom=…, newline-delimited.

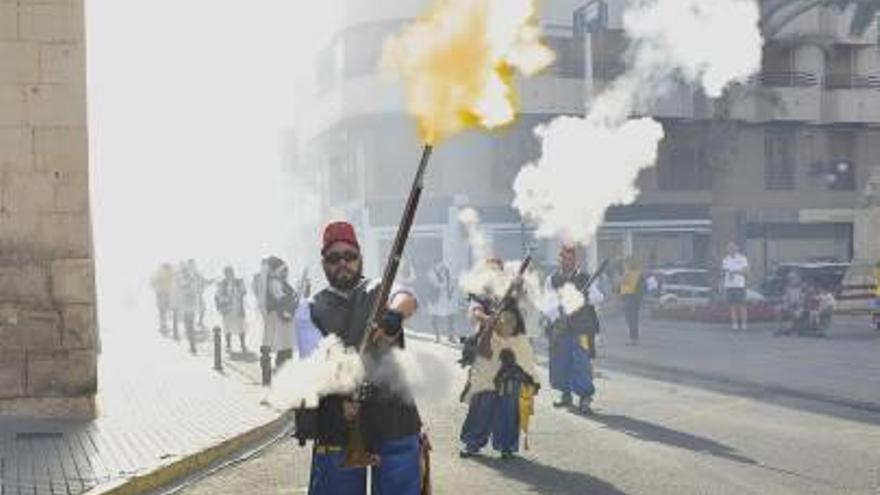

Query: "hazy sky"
left=86, top=0, right=339, bottom=328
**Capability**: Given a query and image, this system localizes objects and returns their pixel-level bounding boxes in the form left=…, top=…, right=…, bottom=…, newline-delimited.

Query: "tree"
left=761, top=0, right=880, bottom=38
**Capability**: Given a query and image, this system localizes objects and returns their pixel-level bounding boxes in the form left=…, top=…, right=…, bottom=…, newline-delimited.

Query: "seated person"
left=776, top=273, right=806, bottom=336
left=811, top=287, right=835, bottom=334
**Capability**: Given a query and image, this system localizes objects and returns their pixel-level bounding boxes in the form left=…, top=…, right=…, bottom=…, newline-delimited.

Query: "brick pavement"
left=0, top=324, right=281, bottom=495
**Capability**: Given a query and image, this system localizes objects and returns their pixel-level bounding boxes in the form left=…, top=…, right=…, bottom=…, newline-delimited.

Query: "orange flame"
left=382, top=0, right=555, bottom=145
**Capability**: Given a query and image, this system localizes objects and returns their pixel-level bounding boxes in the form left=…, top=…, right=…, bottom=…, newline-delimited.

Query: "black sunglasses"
left=324, top=252, right=360, bottom=264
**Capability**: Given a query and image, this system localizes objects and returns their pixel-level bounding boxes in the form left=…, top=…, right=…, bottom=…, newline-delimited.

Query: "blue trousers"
left=460, top=390, right=520, bottom=453
left=309, top=434, right=421, bottom=495
left=549, top=333, right=595, bottom=398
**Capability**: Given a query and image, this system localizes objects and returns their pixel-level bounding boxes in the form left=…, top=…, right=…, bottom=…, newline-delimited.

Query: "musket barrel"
left=361, top=144, right=434, bottom=352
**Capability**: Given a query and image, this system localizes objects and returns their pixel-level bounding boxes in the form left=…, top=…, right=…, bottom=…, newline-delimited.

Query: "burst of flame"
left=382, top=0, right=555, bottom=145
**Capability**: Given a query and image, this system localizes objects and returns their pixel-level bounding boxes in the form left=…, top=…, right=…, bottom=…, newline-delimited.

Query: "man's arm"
left=389, top=290, right=418, bottom=319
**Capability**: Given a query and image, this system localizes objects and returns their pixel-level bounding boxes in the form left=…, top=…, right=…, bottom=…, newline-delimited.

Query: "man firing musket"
left=544, top=245, right=606, bottom=415
left=293, top=146, right=433, bottom=494
left=292, top=221, right=425, bottom=494
left=458, top=257, right=540, bottom=460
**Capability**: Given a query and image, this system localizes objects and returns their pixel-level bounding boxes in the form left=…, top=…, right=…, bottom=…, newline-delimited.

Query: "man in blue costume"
left=544, top=245, right=602, bottom=414
left=296, top=221, right=426, bottom=494
left=459, top=258, right=539, bottom=460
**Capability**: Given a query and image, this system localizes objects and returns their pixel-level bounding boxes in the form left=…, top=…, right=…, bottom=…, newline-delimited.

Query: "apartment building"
left=300, top=0, right=588, bottom=286
left=583, top=0, right=880, bottom=279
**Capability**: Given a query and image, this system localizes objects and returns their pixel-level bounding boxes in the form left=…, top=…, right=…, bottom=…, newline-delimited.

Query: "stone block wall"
left=0, top=0, right=97, bottom=418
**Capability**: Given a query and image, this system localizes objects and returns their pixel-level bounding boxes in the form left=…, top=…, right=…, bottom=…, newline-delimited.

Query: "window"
left=825, top=45, right=863, bottom=89
left=765, top=128, right=797, bottom=190
left=656, top=125, right=712, bottom=191
left=343, top=20, right=405, bottom=80
left=590, top=29, right=627, bottom=81
left=760, top=44, right=814, bottom=87
left=544, top=35, right=585, bottom=78
left=827, top=131, right=857, bottom=190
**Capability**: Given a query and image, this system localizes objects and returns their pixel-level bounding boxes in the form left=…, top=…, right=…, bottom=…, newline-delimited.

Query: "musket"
left=547, top=258, right=610, bottom=342
left=360, top=144, right=433, bottom=353
left=474, top=256, right=533, bottom=359
left=342, top=145, right=434, bottom=469
left=458, top=255, right=532, bottom=368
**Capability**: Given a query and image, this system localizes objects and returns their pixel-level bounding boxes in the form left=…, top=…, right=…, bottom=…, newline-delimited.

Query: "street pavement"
left=0, top=321, right=280, bottom=495
left=175, top=319, right=880, bottom=495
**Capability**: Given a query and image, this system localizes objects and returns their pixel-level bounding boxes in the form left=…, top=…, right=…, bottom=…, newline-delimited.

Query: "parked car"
left=759, top=262, right=849, bottom=301
left=646, top=267, right=764, bottom=308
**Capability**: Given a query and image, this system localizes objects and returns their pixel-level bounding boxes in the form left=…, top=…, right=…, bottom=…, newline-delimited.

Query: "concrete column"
left=0, top=0, right=97, bottom=418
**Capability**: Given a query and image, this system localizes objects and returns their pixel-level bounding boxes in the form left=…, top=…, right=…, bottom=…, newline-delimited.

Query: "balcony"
left=823, top=74, right=880, bottom=123
left=728, top=72, right=822, bottom=122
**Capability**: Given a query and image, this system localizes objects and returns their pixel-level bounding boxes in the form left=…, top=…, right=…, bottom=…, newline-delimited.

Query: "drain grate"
left=15, top=432, right=64, bottom=440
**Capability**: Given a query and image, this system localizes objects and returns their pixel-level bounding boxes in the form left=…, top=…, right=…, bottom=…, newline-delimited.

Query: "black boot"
left=577, top=395, right=593, bottom=415
left=553, top=392, right=573, bottom=408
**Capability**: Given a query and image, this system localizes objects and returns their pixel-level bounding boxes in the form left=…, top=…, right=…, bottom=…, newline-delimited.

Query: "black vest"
left=550, top=269, right=600, bottom=335
left=309, top=279, right=422, bottom=448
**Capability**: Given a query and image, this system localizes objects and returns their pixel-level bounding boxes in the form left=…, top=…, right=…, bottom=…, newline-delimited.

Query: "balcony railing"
left=823, top=73, right=880, bottom=90
left=754, top=71, right=819, bottom=87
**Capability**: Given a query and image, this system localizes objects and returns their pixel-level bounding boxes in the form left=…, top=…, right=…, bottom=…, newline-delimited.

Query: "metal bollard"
left=260, top=346, right=272, bottom=386
left=213, top=327, right=223, bottom=372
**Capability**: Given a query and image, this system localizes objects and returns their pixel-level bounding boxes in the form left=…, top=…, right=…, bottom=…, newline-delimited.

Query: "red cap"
left=322, top=221, right=360, bottom=255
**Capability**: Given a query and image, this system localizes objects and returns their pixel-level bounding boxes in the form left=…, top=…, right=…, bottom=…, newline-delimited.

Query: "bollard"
left=213, top=327, right=223, bottom=372
left=260, top=346, right=272, bottom=386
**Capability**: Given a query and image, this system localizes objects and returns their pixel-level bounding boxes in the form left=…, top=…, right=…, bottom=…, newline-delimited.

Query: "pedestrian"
left=294, top=221, right=426, bottom=494
left=722, top=242, right=750, bottom=330
left=150, top=263, right=174, bottom=333
left=263, top=256, right=297, bottom=369
left=215, top=266, right=248, bottom=353
left=427, top=262, right=457, bottom=343
left=873, top=260, right=880, bottom=331
left=186, top=259, right=212, bottom=329
left=619, top=257, right=646, bottom=345
left=172, top=261, right=199, bottom=353
left=543, top=245, right=601, bottom=414
left=459, top=258, right=539, bottom=460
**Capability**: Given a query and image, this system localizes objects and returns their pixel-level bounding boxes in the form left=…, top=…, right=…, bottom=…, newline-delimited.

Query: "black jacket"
left=309, top=279, right=422, bottom=449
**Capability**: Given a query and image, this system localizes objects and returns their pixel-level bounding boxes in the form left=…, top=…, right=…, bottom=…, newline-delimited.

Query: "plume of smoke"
left=265, top=334, right=460, bottom=410
left=558, top=282, right=586, bottom=315
left=367, top=346, right=459, bottom=405
left=513, top=0, right=762, bottom=243
left=265, top=335, right=364, bottom=410
left=381, top=0, right=554, bottom=144
left=457, top=208, right=510, bottom=297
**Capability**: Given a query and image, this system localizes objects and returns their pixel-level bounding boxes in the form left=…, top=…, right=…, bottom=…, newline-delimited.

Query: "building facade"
left=0, top=0, right=97, bottom=417
left=585, top=0, right=880, bottom=280
left=300, top=0, right=589, bottom=291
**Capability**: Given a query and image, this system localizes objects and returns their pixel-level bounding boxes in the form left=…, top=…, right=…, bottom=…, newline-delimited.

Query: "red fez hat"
left=322, top=221, right=360, bottom=254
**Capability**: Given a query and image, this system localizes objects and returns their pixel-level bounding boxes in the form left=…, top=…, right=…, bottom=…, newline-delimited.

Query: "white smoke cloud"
left=266, top=335, right=364, bottom=409
left=513, top=0, right=762, bottom=243
left=558, top=282, right=587, bottom=315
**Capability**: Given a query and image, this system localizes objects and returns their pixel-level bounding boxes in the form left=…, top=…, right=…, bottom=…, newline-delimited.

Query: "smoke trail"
left=513, top=0, right=762, bottom=243
left=381, top=0, right=554, bottom=144
left=266, top=335, right=364, bottom=409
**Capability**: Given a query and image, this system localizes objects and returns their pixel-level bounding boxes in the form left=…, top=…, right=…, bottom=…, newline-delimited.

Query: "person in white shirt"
left=722, top=242, right=749, bottom=330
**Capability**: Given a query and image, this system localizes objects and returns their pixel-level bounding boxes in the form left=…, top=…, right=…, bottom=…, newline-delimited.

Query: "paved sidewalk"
left=593, top=315, right=880, bottom=411
left=0, top=324, right=283, bottom=495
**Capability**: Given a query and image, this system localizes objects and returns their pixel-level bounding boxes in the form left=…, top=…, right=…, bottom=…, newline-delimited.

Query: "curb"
left=84, top=410, right=295, bottom=495
left=602, top=356, right=880, bottom=415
